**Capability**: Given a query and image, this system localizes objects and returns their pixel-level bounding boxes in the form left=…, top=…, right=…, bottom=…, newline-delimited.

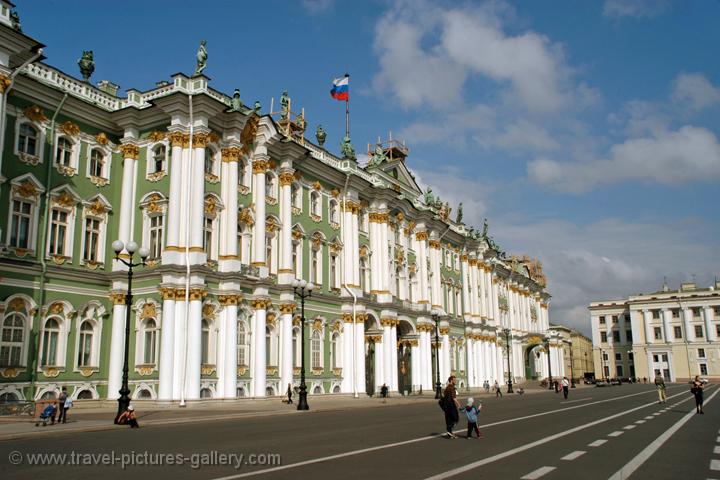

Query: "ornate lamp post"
left=292, top=279, right=315, bottom=411
left=503, top=328, right=513, bottom=393
left=546, top=338, right=553, bottom=390
left=570, top=341, right=576, bottom=388
left=111, top=240, right=149, bottom=423
left=431, top=309, right=442, bottom=399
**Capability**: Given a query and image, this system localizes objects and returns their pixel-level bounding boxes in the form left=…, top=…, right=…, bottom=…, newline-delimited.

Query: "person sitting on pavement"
left=36, top=402, right=57, bottom=427
left=117, top=405, right=139, bottom=428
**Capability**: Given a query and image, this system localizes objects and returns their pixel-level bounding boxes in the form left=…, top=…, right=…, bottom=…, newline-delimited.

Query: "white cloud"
left=412, top=167, right=493, bottom=220
left=475, top=119, right=560, bottom=152
left=602, top=0, right=671, bottom=18
left=672, top=73, right=720, bottom=113
left=493, top=217, right=720, bottom=334
left=300, top=0, right=333, bottom=14
left=528, top=125, right=720, bottom=192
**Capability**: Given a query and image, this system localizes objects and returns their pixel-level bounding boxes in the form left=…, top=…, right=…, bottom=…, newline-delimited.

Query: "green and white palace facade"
left=0, top=5, right=559, bottom=403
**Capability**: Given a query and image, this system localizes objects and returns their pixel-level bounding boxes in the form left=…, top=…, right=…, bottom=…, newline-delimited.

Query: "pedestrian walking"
left=462, top=397, right=483, bottom=439
left=56, top=387, right=68, bottom=424
left=441, top=376, right=460, bottom=438
left=117, top=405, right=139, bottom=428
left=654, top=374, right=666, bottom=403
left=691, top=376, right=705, bottom=414
left=286, top=383, right=293, bottom=405
left=381, top=383, right=389, bottom=403
left=62, top=395, right=73, bottom=423
left=554, top=380, right=559, bottom=393
left=494, top=380, right=502, bottom=398
left=562, top=377, right=570, bottom=399
left=484, top=380, right=490, bottom=394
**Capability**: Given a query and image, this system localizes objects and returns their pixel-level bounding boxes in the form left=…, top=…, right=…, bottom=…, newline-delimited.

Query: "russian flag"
left=330, top=75, right=349, bottom=101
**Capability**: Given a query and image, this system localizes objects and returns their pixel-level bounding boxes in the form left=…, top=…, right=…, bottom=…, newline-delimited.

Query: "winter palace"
left=0, top=4, right=560, bottom=403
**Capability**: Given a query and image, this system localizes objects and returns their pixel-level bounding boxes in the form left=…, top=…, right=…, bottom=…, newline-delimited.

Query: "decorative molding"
left=169, top=131, right=190, bottom=148
left=23, top=105, right=48, bottom=123
left=201, top=364, right=216, bottom=376
left=279, top=172, right=295, bottom=186
left=119, top=143, right=140, bottom=159
left=192, top=132, right=211, bottom=148
left=279, top=303, right=296, bottom=315
left=252, top=159, right=270, bottom=174
left=415, top=231, right=428, bottom=241
left=95, top=132, right=109, bottom=145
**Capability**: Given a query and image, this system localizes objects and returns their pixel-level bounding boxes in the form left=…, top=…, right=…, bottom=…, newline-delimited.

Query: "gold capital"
left=119, top=143, right=140, bottom=159
left=279, top=171, right=295, bottom=186
left=192, top=132, right=211, bottom=148
left=252, top=159, right=270, bottom=174
left=415, top=231, right=428, bottom=241
left=221, top=146, right=242, bottom=162
left=0, top=74, right=11, bottom=94
left=169, top=131, right=190, bottom=148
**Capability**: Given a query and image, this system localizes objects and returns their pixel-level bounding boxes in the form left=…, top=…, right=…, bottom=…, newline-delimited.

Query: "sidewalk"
left=0, top=383, right=573, bottom=441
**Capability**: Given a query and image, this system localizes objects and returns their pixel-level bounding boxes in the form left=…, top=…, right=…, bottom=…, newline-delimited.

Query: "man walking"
left=442, top=376, right=460, bottom=438
left=494, top=380, right=502, bottom=398
left=654, top=374, right=666, bottom=403
left=561, top=377, right=570, bottom=399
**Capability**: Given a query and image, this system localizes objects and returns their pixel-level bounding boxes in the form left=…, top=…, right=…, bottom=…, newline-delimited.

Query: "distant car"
left=595, top=381, right=607, bottom=387
left=609, top=378, right=621, bottom=385
left=584, top=379, right=595, bottom=385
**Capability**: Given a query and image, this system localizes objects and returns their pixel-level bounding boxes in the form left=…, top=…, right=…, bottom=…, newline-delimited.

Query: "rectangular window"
left=612, top=315, right=618, bottom=323
left=48, top=209, right=68, bottom=255
left=599, top=316, right=606, bottom=325
left=716, top=324, right=720, bottom=338
left=616, top=365, right=623, bottom=377
left=203, top=217, right=213, bottom=257
left=692, top=307, right=701, bottom=318
left=700, top=364, right=708, bottom=375
left=653, top=354, right=659, bottom=362
left=600, top=331, right=607, bottom=343
left=83, top=218, right=101, bottom=262
left=654, top=327, right=662, bottom=340
left=149, top=215, right=163, bottom=260
left=615, top=352, right=622, bottom=361
left=652, top=310, right=660, bottom=319
left=698, top=348, right=706, bottom=359
left=695, top=325, right=704, bottom=338
left=628, top=352, right=634, bottom=362
left=602, top=352, right=609, bottom=361
left=626, top=330, right=633, bottom=342
left=674, top=326, right=682, bottom=339
left=671, top=309, right=679, bottom=318
left=613, top=331, right=620, bottom=342
left=10, top=200, right=32, bottom=249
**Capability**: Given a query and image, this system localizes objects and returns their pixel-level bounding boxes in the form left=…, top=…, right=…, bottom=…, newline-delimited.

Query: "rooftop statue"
left=194, top=40, right=207, bottom=76
left=424, top=187, right=434, bottom=205
left=315, top=125, right=327, bottom=147
left=482, top=218, right=488, bottom=238
left=456, top=203, right=463, bottom=224
left=230, top=88, right=243, bottom=112
left=77, top=51, right=95, bottom=83
left=368, top=142, right=387, bottom=167
left=296, top=111, right=306, bottom=131
left=10, top=9, right=21, bottom=32
left=280, top=90, right=290, bottom=120
left=340, top=134, right=356, bottom=160
left=253, top=100, right=262, bottom=115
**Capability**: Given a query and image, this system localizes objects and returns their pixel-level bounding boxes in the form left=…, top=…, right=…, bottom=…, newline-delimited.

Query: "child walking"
left=463, top=397, right=483, bottom=439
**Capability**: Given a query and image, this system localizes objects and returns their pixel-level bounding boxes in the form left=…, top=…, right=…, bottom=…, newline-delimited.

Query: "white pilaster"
left=107, top=301, right=126, bottom=399
left=251, top=299, right=268, bottom=397
left=158, top=293, right=175, bottom=400
left=278, top=171, right=294, bottom=283
left=251, top=155, right=269, bottom=274
left=184, top=294, right=203, bottom=400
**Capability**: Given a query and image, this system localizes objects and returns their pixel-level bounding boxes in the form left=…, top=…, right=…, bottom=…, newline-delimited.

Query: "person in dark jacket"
left=442, top=376, right=460, bottom=438
left=692, top=376, right=705, bottom=414
left=286, top=383, right=293, bottom=404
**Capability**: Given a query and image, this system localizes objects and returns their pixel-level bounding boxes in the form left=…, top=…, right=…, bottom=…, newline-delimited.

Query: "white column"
left=704, top=307, right=716, bottom=342
left=374, top=337, right=384, bottom=393
left=107, top=299, right=126, bottom=399
left=278, top=171, right=294, bottom=283
left=416, top=231, right=429, bottom=306
left=158, top=291, right=175, bottom=400
left=172, top=298, right=186, bottom=400
left=469, top=259, right=479, bottom=317
left=683, top=308, right=695, bottom=342
left=216, top=307, right=227, bottom=397
left=184, top=292, right=203, bottom=400
left=224, top=299, right=239, bottom=398
left=661, top=309, right=672, bottom=344
left=355, top=318, right=366, bottom=395
left=251, top=156, right=268, bottom=272
left=341, top=314, right=353, bottom=393
left=116, top=144, right=139, bottom=250
left=350, top=208, right=360, bottom=287
left=379, top=216, right=390, bottom=295
left=382, top=319, right=392, bottom=389
left=642, top=310, right=653, bottom=344
left=422, top=328, right=432, bottom=390
left=279, top=302, right=294, bottom=395
left=390, top=322, right=399, bottom=391
left=165, top=132, right=186, bottom=252
left=189, top=135, right=207, bottom=259
left=429, top=239, right=442, bottom=309
left=411, top=339, right=421, bottom=392
left=466, top=337, right=475, bottom=387
left=251, top=300, right=268, bottom=397
left=478, top=264, right=487, bottom=319
left=441, top=328, right=450, bottom=382
left=219, top=147, right=240, bottom=270
left=460, top=257, right=470, bottom=317
left=370, top=216, right=381, bottom=292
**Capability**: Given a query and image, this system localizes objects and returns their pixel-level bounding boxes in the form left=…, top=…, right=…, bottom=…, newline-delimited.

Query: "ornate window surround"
left=13, top=115, right=46, bottom=166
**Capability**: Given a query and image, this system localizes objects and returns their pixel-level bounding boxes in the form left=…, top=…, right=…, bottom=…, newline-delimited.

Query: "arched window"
left=89, top=149, right=104, bottom=178
left=152, top=145, right=166, bottom=173
left=204, top=147, right=216, bottom=176
left=291, top=182, right=302, bottom=209
left=200, top=388, right=213, bottom=399
left=360, top=257, right=369, bottom=292
left=55, top=137, right=72, bottom=166
left=77, top=320, right=94, bottom=367
left=136, top=389, right=153, bottom=399
left=265, top=326, right=272, bottom=366
left=0, top=392, right=19, bottom=403
left=331, top=332, right=340, bottom=369
left=329, top=200, right=339, bottom=224
left=41, top=318, right=61, bottom=366
left=311, top=330, right=322, bottom=370
left=142, top=319, right=157, bottom=364
left=237, top=321, right=248, bottom=366
left=0, top=313, right=25, bottom=367
left=18, top=123, right=38, bottom=156
left=310, top=192, right=321, bottom=217
left=201, top=319, right=210, bottom=364
left=77, top=390, right=94, bottom=400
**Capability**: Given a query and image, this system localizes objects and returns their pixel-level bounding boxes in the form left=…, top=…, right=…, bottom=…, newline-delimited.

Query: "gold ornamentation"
left=312, top=318, right=323, bottom=331
left=95, top=132, right=109, bottom=145
left=43, top=367, right=60, bottom=378
left=8, top=298, right=25, bottom=312
left=49, top=254, right=66, bottom=265
left=0, top=74, right=12, bottom=94
left=146, top=193, right=162, bottom=213
left=237, top=366, right=248, bottom=376
left=23, top=105, right=47, bottom=123
left=428, top=240, right=441, bottom=249
left=221, top=146, right=242, bottom=162
left=291, top=229, right=304, bottom=241
left=311, top=181, right=321, bottom=191
left=147, top=131, right=165, bottom=142
left=189, top=288, right=208, bottom=301
left=204, top=196, right=217, bottom=215
left=88, top=198, right=107, bottom=216
left=53, top=191, right=75, bottom=208
left=110, top=293, right=126, bottom=305
left=15, top=181, right=39, bottom=199
left=439, top=327, right=450, bottom=335
left=89, top=175, right=109, bottom=187
left=252, top=159, right=269, bottom=174
left=79, top=367, right=94, bottom=377
left=368, top=212, right=389, bottom=223
left=332, top=368, right=343, bottom=376
left=119, top=143, right=140, bottom=159
left=192, top=132, right=210, bottom=148
left=138, top=365, right=154, bottom=376
left=169, top=131, right=189, bottom=148
left=59, top=121, right=80, bottom=137
left=279, top=303, right=296, bottom=315
left=158, top=287, right=175, bottom=301
left=238, top=207, right=254, bottom=226
left=218, top=294, right=241, bottom=306
left=359, top=245, right=369, bottom=258
left=201, top=365, right=216, bottom=376
left=330, top=188, right=340, bottom=198
left=241, top=116, right=259, bottom=154
left=279, top=171, right=294, bottom=186
left=266, top=366, right=278, bottom=376
left=0, top=368, right=19, bottom=379
left=265, top=217, right=277, bottom=233
left=415, top=231, right=428, bottom=241
left=311, top=233, right=323, bottom=249
left=251, top=298, right=271, bottom=310
left=329, top=242, right=342, bottom=254
left=139, top=303, right=157, bottom=320
left=49, top=302, right=64, bottom=315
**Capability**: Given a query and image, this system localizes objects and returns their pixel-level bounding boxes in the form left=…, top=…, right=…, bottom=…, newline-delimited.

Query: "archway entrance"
left=397, top=320, right=415, bottom=395
left=525, top=344, right=544, bottom=380
left=364, top=315, right=380, bottom=396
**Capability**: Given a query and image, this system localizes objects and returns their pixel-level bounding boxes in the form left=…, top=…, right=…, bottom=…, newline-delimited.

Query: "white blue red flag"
left=330, top=75, right=349, bottom=101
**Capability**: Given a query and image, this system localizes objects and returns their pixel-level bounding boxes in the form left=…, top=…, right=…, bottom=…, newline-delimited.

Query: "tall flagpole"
left=345, top=73, right=350, bottom=138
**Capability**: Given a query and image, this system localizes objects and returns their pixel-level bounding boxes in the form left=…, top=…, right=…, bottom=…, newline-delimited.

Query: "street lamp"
left=503, top=328, right=513, bottom=393
left=111, top=239, right=149, bottom=423
left=292, top=279, right=315, bottom=411
left=546, top=338, right=553, bottom=390
left=431, top=309, right=442, bottom=399
left=569, top=341, right=576, bottom=388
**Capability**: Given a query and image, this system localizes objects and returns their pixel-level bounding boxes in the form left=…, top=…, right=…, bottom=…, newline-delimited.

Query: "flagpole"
left=345, top=73, right=350, bottom=138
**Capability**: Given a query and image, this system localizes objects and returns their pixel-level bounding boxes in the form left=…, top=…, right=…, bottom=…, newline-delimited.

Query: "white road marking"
left=209, top=387, right=690, bottom=480
left=653, top=413, right=662, bottom=416
left=623, top=425, right=636, bottom=430
left=521, top=466, right=556, bottom=479
left=608, top=387, right=720, bottom=480
left=588, top=439, right=607, bottom=447
left=713, top=446, right=720, bottom=454
left=645, top=416, right=654, bottom=420
left=717, top=436, right=720, bottom=443
left=635, top=420, right=646, bottom=424
left=608, top=431, right=625, bottom=437
left=561, top=450, right=586, bottom=460
left=711, top=460, right=720, bottom=471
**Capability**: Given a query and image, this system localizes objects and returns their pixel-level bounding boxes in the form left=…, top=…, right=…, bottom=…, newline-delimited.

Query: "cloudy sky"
left=21, top=0, right=720, bottom=335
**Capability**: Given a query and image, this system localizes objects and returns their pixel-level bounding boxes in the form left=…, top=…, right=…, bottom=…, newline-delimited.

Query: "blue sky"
left=19, top=0, right=720, bottom=334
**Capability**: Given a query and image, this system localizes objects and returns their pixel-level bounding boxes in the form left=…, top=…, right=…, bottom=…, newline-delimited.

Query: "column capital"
left=109, top=292, right=126, bottom=305
left=415, top=231, right=428, bottom=241
left=279, top=303, right=296, bottom=314
left=279, top=171, right=295, bottom=186
left=221, top=146, right=242, bottom=162
left=119, top=143, right=140, bottom=160
left=189, top=288, right=208, bottom=301
left=0, top=73, right=11, bottom=93
left=169, top=131, right=190, bottom=147
left=218, top=294, right=243, bottom=306
left=369, top=212, right=389, bottom=224
left=252, top=158, right=270, bottom=174
left=428, top=240, right=441, bottom=249
left=192, top=132, right=212, bottom=148
left=251, top=298, right=272, bottom=310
